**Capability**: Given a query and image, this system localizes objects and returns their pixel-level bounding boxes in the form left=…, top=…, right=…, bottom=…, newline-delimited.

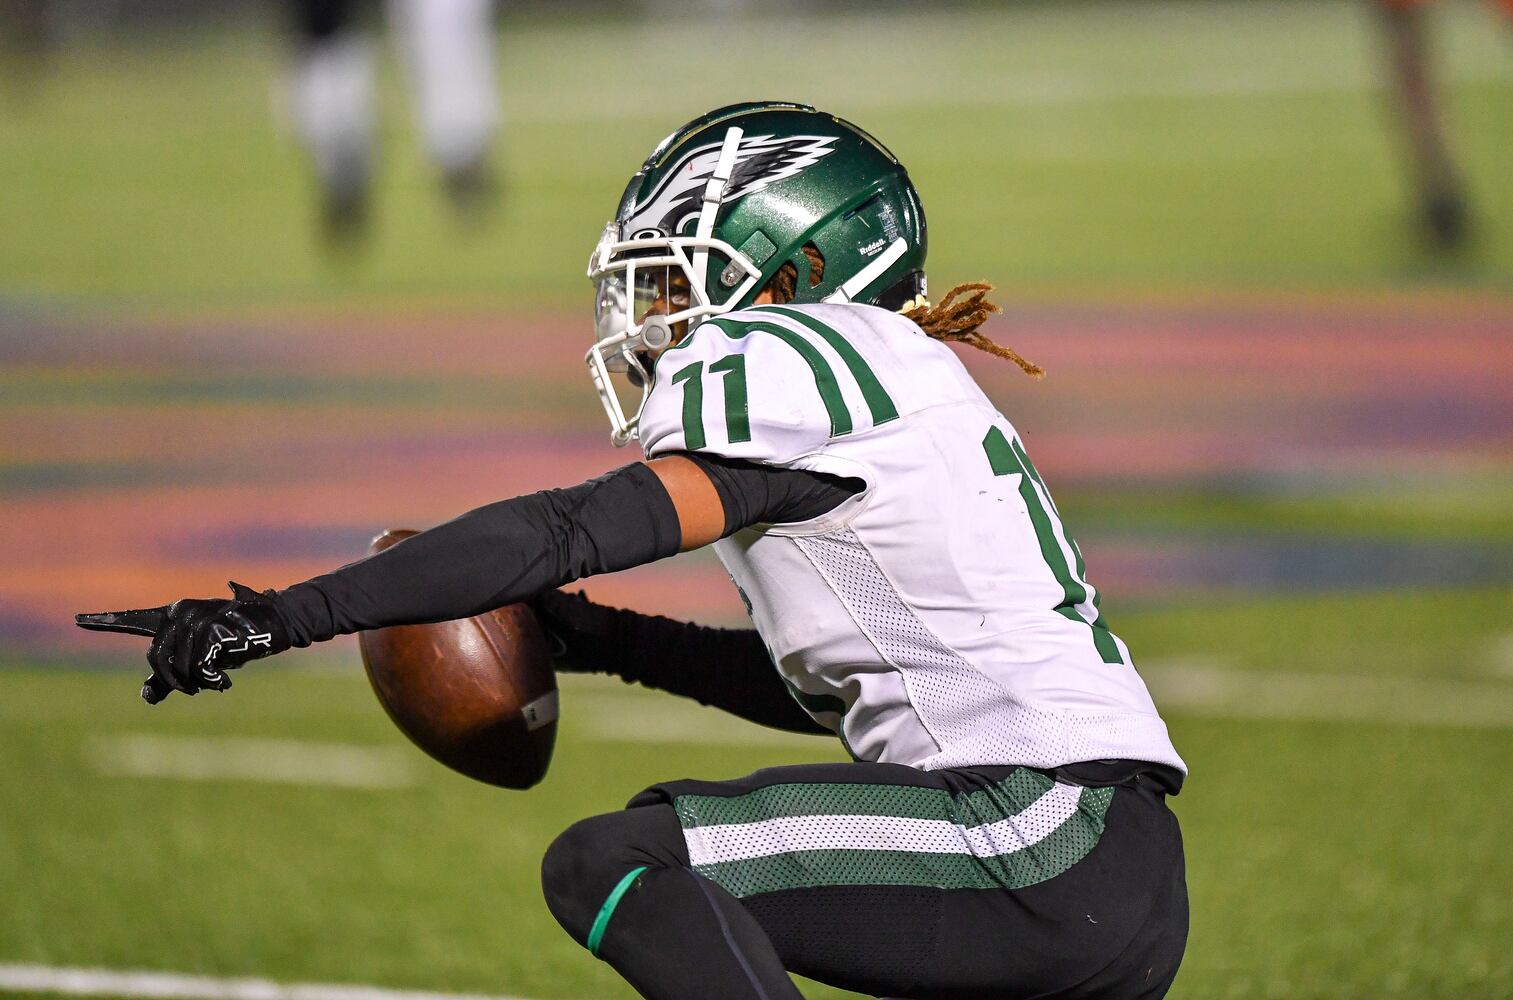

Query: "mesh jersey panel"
left=793, top=529, right=1075, bottom=769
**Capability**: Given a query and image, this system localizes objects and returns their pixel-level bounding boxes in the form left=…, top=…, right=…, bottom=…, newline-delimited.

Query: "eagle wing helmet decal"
left=623, top=133, right=840, bottom=239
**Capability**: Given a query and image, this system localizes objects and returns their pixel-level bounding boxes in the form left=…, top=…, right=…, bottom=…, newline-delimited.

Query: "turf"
left=1, top=1, right=1510, bottom=308
left=3, top=588, right=1511, bottom=1000
left=1060, top=478, right=1513, bottom=544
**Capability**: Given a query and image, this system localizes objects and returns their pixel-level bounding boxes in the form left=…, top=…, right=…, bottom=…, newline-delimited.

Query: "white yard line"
left=84, top=735, right=420, bottom=789
left=0, top=965, right=534, bottom=1000
left=1142, top=662, right=1513, bottom=730
left=82, top=666, right=1513, bottom=791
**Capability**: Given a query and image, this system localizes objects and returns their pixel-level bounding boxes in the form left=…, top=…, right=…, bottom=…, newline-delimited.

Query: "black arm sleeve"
left=532, top=589, right=829, bottom=735
left=679, top=451, right=864, bottom=535
left=275, top=453, right=855, bottom=735
left=275, top=463, right=681, bottom=645
left=530, top=455, right=861, bottom=735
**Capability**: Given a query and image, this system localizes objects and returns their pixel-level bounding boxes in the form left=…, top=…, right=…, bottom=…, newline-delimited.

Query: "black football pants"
left=539, top=762, right=1187, bottom=1000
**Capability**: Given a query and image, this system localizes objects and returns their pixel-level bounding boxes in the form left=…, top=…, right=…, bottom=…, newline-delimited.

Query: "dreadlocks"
left=762, top=245, right=1043, bottom=379
left=901, top=283, right=1044, bottom=379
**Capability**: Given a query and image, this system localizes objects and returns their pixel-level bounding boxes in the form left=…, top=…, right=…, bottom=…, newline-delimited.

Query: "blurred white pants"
left=291, top=0, right=498, bottom=193
left=389, top=0, right=498, bottom=175
left=291, top=29, right=376, bottom=197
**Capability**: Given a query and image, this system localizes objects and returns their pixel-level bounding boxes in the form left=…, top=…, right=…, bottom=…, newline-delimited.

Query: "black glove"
left=75, top=582, right=292, bottom=704
left=527, top=588, right=596, bottom=665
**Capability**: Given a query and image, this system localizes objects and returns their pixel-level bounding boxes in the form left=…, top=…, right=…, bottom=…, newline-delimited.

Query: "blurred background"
left=2, top=1, right=1511, bottom=998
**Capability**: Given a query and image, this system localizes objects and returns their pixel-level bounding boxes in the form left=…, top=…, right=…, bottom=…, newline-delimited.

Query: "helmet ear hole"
left=790, top=243, right=826, bottom=293
left=803, top=243, right=825, bottom=288
left=763, top=244, right=828, bottom=305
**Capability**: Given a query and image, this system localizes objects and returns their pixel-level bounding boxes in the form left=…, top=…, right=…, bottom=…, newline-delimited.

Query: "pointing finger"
left=75, top=607, right=169, bottom=637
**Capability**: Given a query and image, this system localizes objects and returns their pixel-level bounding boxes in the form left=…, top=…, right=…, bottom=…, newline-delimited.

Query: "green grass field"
left=5, top=589, right=1512, bottom=1000
left=4, top=1, right=1513, bottom=998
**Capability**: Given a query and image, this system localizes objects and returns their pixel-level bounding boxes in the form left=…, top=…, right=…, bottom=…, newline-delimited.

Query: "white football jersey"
left=639, top=302, right=1185, bottom=775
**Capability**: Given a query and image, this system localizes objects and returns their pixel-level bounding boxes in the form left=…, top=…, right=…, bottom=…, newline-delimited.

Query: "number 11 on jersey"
left=983, top=426, right=1124, bottom=665
left=672, top=356, right=752, bottom=450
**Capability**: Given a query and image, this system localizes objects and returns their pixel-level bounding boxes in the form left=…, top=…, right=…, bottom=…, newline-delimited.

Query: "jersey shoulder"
left=639, top=304, right=910, bottom=465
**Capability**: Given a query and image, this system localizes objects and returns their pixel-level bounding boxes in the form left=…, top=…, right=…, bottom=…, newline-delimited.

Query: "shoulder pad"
left=639, top=306, right=900, bottom=464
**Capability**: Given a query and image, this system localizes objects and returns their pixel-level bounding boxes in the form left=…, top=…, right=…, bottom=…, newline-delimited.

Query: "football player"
left=1371, top=0, right=1512, bottom=251
left=78, top=103, right=1188, bottom=999
left=288, top=0, right=499, bottom=240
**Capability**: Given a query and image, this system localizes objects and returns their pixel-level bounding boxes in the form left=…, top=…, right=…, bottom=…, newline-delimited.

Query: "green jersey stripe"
left=706, top=318, right=853, bottom=436
left=1007, top=437, right=1120, bottom=661
left=1054, top=606, right=1122, bottom=663
left=983, top=427, right=1085, bottom=604
left=1008, top=436, right=1062, bottom=520
left=691, top=789, right=1113, bottom=898
left=984, top=427, right=1123, bottom=665
left=751, top=306, right=900, bottom=426
left=1010, top=436, right=1097, bottom=607
left=672, top=768, right=1056, bottom=830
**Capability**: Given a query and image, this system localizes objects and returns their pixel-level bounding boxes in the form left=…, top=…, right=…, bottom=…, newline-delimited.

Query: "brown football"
left=357, top=529, right=558, bottom=789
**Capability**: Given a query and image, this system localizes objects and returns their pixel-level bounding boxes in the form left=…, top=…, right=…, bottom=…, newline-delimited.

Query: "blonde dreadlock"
left=901, top=283, right=1044, bottom=379
left=762, top=246, right=1043, bottom=379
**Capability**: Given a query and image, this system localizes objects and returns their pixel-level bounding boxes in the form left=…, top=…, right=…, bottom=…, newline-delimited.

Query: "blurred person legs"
left=290, top=0, right=378, bottom=243
left=388, top=0, right=499, bottom=221
left=0, top=0, right=50, bottom=56
left=0, top=0, right=53, bottom=100
left=1372, top=0, right=1472, bottom=252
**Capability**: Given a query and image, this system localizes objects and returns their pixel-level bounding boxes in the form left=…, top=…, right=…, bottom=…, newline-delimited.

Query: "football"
left=357, top=529, right=558, bottom=789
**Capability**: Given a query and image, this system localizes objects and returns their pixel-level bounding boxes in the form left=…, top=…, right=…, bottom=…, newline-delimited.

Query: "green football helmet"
left=587, top=101, right=928, bottom=445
